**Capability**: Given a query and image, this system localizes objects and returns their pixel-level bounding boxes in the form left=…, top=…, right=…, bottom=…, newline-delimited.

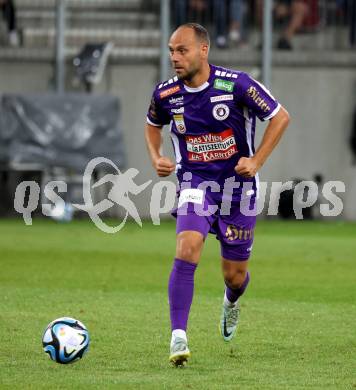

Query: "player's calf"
left=220, top=267, right=250, bottom=342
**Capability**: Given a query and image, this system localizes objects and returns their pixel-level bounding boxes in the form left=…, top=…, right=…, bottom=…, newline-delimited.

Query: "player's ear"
left=201, top=43, right=209, bottom=58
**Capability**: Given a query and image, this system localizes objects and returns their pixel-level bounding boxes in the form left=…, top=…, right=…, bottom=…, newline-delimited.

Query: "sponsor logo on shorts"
left=225, top=225, right=254, bottom=241
left=246, top=86, right=271, bottom=113
left=160, top=85, right=181, bottom=99
left=185, top=128, right=237, bottom=162
left=212, top=104, right=230, bottom=121
left=178, top=188, right=204, bottom=208
left=171, top=107, right=184, bottom=114
left=210, top=94, right=234, bottom=103
left=173, top=114, right=186, bottom=134
left=214, top=78, right=234, bottom=92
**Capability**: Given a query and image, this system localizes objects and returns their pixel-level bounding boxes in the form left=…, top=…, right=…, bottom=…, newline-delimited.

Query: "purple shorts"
left=172, top=185, right=257, bottom=261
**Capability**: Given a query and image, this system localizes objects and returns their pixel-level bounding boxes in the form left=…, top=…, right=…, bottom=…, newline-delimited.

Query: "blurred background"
left=0, top=0, right=355, bottom=222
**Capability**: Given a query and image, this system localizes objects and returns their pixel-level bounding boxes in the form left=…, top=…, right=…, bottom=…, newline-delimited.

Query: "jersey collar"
left=183, top=82, right=209, bottom=93
left=181, top=64, right=214, bottom=93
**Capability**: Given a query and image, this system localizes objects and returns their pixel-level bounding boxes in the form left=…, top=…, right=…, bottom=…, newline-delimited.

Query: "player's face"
left=168, top=28, right=208, bottom=81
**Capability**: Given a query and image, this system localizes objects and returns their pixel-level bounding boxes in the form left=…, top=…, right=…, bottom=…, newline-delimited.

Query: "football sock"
left=224, top=272, right=250, bottom=306
left=168, top=258, right=197, bottom=332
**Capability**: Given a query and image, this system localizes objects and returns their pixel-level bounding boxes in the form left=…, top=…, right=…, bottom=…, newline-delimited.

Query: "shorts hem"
left=221, top=250, right=251, bottom=261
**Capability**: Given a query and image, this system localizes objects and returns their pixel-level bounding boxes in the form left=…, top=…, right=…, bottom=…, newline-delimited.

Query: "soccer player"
left=145, top=23, right=290, bottom=366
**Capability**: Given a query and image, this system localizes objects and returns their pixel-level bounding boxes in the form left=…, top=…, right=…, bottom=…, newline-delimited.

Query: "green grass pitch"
left=0, top=218, right=355, bottom=389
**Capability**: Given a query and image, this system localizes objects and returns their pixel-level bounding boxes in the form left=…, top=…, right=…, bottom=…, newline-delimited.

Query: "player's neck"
left=183, top=63, right=210, bottom=89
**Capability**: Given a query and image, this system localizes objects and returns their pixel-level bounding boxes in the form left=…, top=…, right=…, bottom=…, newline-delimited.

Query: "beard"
left=176, top=65, right=199, bottom=81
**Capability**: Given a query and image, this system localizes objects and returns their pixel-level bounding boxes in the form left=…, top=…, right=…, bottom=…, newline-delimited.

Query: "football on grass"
left=42, top=317, right=90, bottom=364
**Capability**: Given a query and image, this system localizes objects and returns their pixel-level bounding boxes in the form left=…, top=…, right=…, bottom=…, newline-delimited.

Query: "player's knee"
left=176, top=240, right=201, bottom=262
left=224, top=269, right=247, bottom=289
left=176, top=232, right=203, bottom=263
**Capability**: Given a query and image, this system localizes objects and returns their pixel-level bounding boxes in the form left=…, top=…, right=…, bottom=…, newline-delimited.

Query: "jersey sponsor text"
left=185, top=128, right=238, bottom=162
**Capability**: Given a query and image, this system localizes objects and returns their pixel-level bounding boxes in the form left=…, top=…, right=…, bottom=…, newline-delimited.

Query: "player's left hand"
left=235, top=157, right=260, bottom=178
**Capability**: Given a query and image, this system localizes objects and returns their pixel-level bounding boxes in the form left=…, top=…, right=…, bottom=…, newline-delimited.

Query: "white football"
left=42, top=317, right=90, bottom=364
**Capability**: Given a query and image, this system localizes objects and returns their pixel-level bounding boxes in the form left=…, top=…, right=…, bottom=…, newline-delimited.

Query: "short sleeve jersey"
left=147, top=64, right=281, bottom=200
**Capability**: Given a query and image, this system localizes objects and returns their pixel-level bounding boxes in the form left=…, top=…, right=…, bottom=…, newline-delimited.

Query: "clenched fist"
left=153, top=156, right=175, bottom=177
left=235, top=157, right=261, bottom=178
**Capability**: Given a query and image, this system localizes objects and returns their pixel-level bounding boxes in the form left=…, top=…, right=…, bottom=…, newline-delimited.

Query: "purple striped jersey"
left=147, top=64, right=280, bottom=201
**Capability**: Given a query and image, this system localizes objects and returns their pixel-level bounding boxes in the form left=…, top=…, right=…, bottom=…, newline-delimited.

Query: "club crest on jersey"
left=173, top=114, right=186, bottom=134
left=212, top=104, right=230, bottom=121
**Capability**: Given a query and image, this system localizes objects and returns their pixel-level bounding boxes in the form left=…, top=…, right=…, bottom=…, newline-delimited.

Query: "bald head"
left=175, top=23, right=210, bottom=48
left=169, top=24, right=210, bottom=82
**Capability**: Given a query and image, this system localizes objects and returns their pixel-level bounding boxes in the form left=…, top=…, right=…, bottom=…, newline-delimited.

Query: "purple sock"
left=225, top=272, right=250, bottom=304
left=168, top=258, right=197, bottom=331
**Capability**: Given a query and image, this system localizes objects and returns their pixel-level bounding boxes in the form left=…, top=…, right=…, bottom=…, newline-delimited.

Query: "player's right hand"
left=153, top=156, right=175, bottom=177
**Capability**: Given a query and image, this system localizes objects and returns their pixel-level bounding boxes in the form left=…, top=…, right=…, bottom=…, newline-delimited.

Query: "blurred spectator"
left=174, top=0, right=187, bottom=27
left=256, top=0, right=309, bottom=50
left=1, top=0, right=19, bottom=47
left=174, top=0, right=247, bottom=49
left=229, top=0, right=245, bottom=44
left=339, top=0, right=356, bottom=46
left=189, top=0, right=209, bottom=25
left=351, top=0, right=356, bottom=46
left=174, top=0, right=209, bottom=28
left=213, top=0, right=246, bottom=48
left=275, top=0, right=308, bottom=49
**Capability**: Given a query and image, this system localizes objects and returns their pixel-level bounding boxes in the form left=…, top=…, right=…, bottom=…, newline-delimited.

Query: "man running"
left=145, top=23, right=290, bottom=366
